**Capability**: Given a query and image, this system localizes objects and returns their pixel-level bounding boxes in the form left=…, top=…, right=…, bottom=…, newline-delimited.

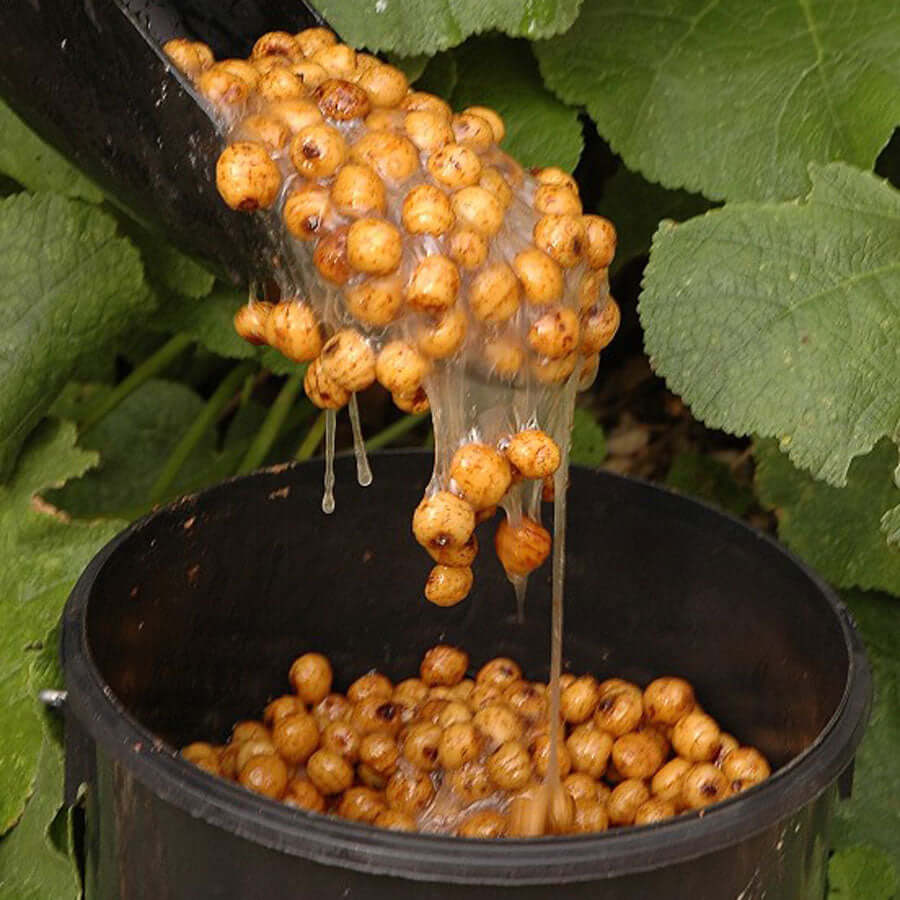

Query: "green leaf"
left=535, top=1, right=900, bottom=203
left=0, top=420, right=123, bottom=834
left=570, top=407, right=606, bottom=467
left=640, top=163, right=900, bottom=487
left=598, top=166, right=711, bottom=275
left=666, top=451, right=754, bottom=517
left=755, top=438, right=900, bottom=596
left=0, top=193, right=150, bottom=480
left=48, top=379, right=226, bottom=519
left=829, top=845, right=898, bottom=900
left=130, top=231, right=215, bottom=300
left=832, top=591, right=900, bottom=877
left=310, top=0, right=582, bottom=55
left=0, top=100, right=103, bottom=203
left=451, top=36, right=583, bottom=171
left=388, top=53, right=430, bottom=82
left=0, top=624, right=80, bottom=900
left=417, top=51, right=459, bottom=98
left=155, top=285, right=256, bottom=360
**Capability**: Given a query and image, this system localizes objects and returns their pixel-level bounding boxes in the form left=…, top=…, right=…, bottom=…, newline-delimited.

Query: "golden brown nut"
left=402, top=184, right=455, bottom=236
left=348, top=672, right=393, bottom=704
left=238, top=753, right=288, bottom=799
left=533, top=214, right=585, bottom=268
left=425, top=565, right=474, bottom=606
left=451, top=186, right=504, bottom=237
left=320, top=329, right=376, bottom=392
left=563, top=772, right=599, bottom=805
left=412, top=491, right=475, bottom=550
left=634, top=797, right=677, bottom=825
left=531, top=733, right=572, bottom=780
left=312, top=693, right=353, bottom=729
left=465, top=106, right=505, bottom=143
left=573, top=798, right=609, bottom=833
left=290, top=123, right=347, bottom=178
left=331, top=163, right=386, bottom=216
left=582, top=215, right=617, bottom=269
left=495, top=515, right=552, bottom=576
left=427, top=143, right=482, bottom=189
left=594, top=683, right=644, bottom=737
left=672, top=711, right=721, bottom=763
left=163, top=38, right=214, bottom=78
left=231, top=720, right=270, bottom=745
left=393, top=388, right=431, bottom=414
left=449, top=762, right=494, bottom=804
left=612, top=730, right=668, bottom=780
left=347, top=218, right=404, bottom=275
left=344, top=275, right=404, bottom=327
left=311, top=44, right=357, bottom=79
left=376, top=341, right=430, bottom=395
left=264, top=301, right=323, bottom=362
left=402, top=721, right=443, bottom=770
left=437, top=722, right=481, bottom=770
left=198, top=67, right=252, bottom=108
left=239, top=114, right=290, bottom=152
left=263, top=695, right=305, bottom=728
left=233, top=302, right=272, bottom=346
left=651, top=757, right=692, bottom=806
left=320, top=720, right=361, bottom=762
left=513, top=248, right=564, bottom=305
left=722, top=747, right=771, bottom=788
left=352, top=697, right=404, bottom=737
left=283, top=777, right=326, bottom=812
left=359, top=732, right=400, bottom=777
left=505, top=429, right=561, bottom=479
left=607, top=778, right=651, bottom=827
left=315, top=78, right=371, bottom=120
left=468, top=263, right=521, bottom=324
left=337, top=787, right=387, bottom=823
left=404, top=110, right=454, bottom=153
left=358, top=63, right=409, bottom=107
left=351, top=131, right=419, bottom=183
left=306, top=748, right=354, bottom=795
left=401, top=91, right=452, bottom=119
left=474, top=703, right=523, bottom=748
left=385, top=769, right=435, bottom=815
left=566, top=723, right=613, bottom=778
left=258, top=67, right=305, bottom=102
left=581, top=300, right=621, bottom=354
left=528, top=307, right=580, bottom=359
left=457, top=810, right=508, bottom=839
left=417, top=308, right=468, bottom=360
left=289, top=652, right=333, bottom=704
left=449, top=443, right=512, bottom=511
left=487, top=740, right=532, bottom=790
left=447, top=228, right=489, bottom=270
left=681, top=762, right=730, bottom=809
left=181, top=742, right=220, bottom=776
left=644, top=677, right=696, bottom=726
left=406, top=255, right=460, bottom=312
left=313, top=225, right=352, bottom=284
left=451, top=112, right=495, bottom=151
left=216, top=142, right=281, bottom=211
left=560, top=676, right=601, bottom=724
left=268, top=98, right=323, bottom=132
left=420, top=645, right=469, bottom=686
left=374, top=809, right=417, bottom=831
left=294, top=27, right=337, bottom=58
left=534, top=183, right=582, bottom=216
left=304, top=358, right=351, bottom=410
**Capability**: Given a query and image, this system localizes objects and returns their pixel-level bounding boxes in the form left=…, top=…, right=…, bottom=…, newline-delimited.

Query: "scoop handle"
left=0, top=1, right=326, bottom=284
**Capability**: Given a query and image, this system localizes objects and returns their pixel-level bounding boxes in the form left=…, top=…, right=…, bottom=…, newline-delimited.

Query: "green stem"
left=366, top=412, right=430, bottom=452
left=79, top=333, right=193, bottom=434
left=236, top=372, right=303, bottom=475
left=295, top=410, right=328, bottom=461
left=149, top=360, right=256, bottom=504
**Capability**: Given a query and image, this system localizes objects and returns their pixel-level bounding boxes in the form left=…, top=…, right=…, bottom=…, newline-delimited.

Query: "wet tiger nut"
left=402, top=184, right=455, bottom=236
left=513, top=248, right=564, bottom=305
left=566, top=723, right=613, bottom=778
left=449, top=443, right=512, bottom=510
left=643, top=677, right=696, bottom=726
left=457, top=810, right=507, bottom=838
left=413, top=491, right=475, bottom=551
left=607, top=778, right=651, bottom=827
left=264, top=301, right=323, bottom=362
left=233, top=302, right=272, bottom=345
left=487, top=741, right=532, bottom=790
left=494, top=515, right=552, bottom=576
left=425, top=565, right=474, bottom=606
left=290, top=123, right=346, bottom=178
left=347, top=218, right=403, bottom=275
left=313, top=225, right=352, bottom=285
left=320, top=329, right=376, bottom=392
left=681, top=762, right=730, bottom=809
left=314, top=78, right=371, bottom=120
left=672, top=711, right=721, bottom=763
left=320, top=720, right=361, bottom=762
left=337, top=786, right=387, bottom=823
left=528, top=307, right=580, bottom=359
left=376, top=341, right=430, bottom=395
left=505, top=429, right=561, bottom=479
left=272, top=712, right=320, bottom=765
left=420, top=645, right=469, bottom=686
left=216, top=142, right=281, bottom=211
left=306, top=748, right=354, bottom=795
left=406, top=255, right=459, bottom=312
left=468, top=263, right=521, bottom=324
left=560, top=675, right=601, bottom=724
left=581, top=300, right=621, bottom=354
left=582, top=215, right=617, bottom=269
left=239, top=753, right=288, bottom=799
left=289, top=652, right=333, bottom=704
left=331, top=163, right=386, bottom=216
left=612, top=731, right=668, bottom=780
left=386, top=769, right=435, bottom=816
left=283, top=777, right=326, bottom=812
left=304, top=357, right=350, bottom=410
left=344, top=276, right=404, bottom=327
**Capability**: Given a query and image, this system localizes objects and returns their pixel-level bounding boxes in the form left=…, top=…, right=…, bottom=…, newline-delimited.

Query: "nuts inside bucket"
left=181, top=645, right=771, bottom=837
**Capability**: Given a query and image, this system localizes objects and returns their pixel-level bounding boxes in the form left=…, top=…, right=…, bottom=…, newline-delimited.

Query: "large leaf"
left=570, top=407, right=607, bottom=467
left=310, top=0, right=582, bottom=55
left=0, top=420, right=123, bottom=834
left=640, top=163, right=900, bottom=487
left=535, top=1, right=900, bottom=203
left=828, top=845, right=898, bottom=900
left=666, top=451, right=754, bottom=517
left=451, top=36, right=583, bottom=172
left=0, top=101, right=102, bottom=203
left=598, top=166, right=711, bottom=275
left=0, top=628, right=79, bottom=900
left=755, top=439, right=900, bottom=596
left=0, top=193, right=149, bottom=480
left=831, top=592, right=900, bottom=879
left=47, top=379, right=227, bottom=520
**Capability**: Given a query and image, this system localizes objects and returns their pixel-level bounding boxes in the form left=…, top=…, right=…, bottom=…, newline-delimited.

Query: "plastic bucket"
left=61, top=451, right=871, bottom=899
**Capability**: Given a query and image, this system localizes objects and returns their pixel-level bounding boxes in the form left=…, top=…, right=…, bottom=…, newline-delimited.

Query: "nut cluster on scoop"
left=165, top=27, right=620, bottom=605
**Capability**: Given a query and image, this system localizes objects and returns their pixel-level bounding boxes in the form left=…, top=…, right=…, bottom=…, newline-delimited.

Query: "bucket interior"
left=84, top=452, right=848, bottom=771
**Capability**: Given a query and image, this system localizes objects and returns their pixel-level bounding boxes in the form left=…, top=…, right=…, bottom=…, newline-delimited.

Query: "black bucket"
left=61, top=452, right=871, bottom=900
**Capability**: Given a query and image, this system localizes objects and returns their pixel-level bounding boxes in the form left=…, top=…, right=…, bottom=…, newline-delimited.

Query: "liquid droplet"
left=322, top=408, right=337, bottom=514
left=348, top=393, right=373, bottom=487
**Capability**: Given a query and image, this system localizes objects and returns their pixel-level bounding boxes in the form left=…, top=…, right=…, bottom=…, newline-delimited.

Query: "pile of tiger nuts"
left=164, top=28, right=620, bottom=606
left=182, top=646, right=771, bottom=838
